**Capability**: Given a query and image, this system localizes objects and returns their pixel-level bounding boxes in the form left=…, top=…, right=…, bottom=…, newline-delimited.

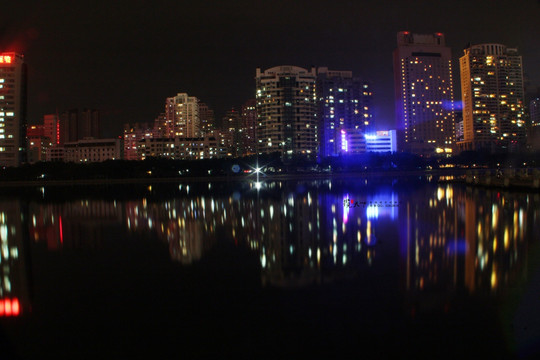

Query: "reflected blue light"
left=366, top=205, right=379, bottom=219
left=446, top=239, right=468, bottom=255
left=365, top=191, right=399, bottom=220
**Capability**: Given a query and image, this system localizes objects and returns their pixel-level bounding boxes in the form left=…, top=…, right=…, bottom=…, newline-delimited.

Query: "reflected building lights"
left=10, top=179, right=537, bottom=309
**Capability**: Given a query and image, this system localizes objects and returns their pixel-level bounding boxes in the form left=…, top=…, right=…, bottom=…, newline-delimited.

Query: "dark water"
left=0, top=176, right=540, bottom=359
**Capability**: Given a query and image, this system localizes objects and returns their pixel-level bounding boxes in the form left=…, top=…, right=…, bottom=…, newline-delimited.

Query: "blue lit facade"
left=365, top=130, right=397, bottom=153
left=337, top=129, right=397, bottom=155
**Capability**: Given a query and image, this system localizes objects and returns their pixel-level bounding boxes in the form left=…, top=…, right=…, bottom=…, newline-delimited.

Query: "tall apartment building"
left=528, top=97, right=540, bottom=151
left=255, top=66, right=318, bottom=160
left=222, top=108, right=241, bottom=157
left=240, top=99, right=257, bottom=156
left=59, top=109, right=78, bottom=144
left=43, top=114, right=60, bottom=145
left=317, top=67, right=372, bottom=158
left=165, top=93, right=200, bottom=138
left=531, top=97, right=540, bottom=127
left=459, top=44, right=526, bottom=152
left=393, top=32, right=455, bottom=155
left=80, top=109, right=100, bottom=139
left=0, top=53, right=27, bottom=167
left=198, top=102, right=215, bottom=136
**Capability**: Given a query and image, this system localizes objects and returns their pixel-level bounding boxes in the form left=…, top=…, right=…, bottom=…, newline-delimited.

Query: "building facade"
left=138, top=136, right=219, bottom=160
left=365, top=130, right=397, bottom=153
left=80, top=109, right=100, bottom=139
left=256, top=66, right=318, bottom=161
left=27, top=125, right=53, bottom=164
left=123, top=123, right=154, bottom=160
left=531, top=97, right=540, bottom=128
left=317, top=67, right=372, bottom=158
left=459, top=44, right=526, bottom=152
left=165, top=93, right=200, bottom=138
left=43, top=114, right=60, bottom=145
left=198, top=102, right=215, bottom=136
left=222, top=108, right=241, bottom=157
left=59, top=109, right=78, bottom=145
left=336, top=128, right=366, bottom=154
left=240, top=99, right=257, bottom=156
left=63, top=138, right=122, bottom=163
left=393, top=32, right=455, bottom=156
left=0, top=53, right=27, bottom=167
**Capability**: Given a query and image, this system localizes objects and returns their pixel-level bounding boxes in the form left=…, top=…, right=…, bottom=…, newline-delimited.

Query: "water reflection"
left=19, top=180, right=538, bottom=303
left=0, top=200, right=30, bottom=317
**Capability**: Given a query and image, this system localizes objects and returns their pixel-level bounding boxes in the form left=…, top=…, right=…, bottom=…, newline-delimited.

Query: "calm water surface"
left=0, top=176, right=539, bottom=358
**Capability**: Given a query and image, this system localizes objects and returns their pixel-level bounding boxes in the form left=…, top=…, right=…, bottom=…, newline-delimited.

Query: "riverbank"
left=0, top=168, right=470, bottom=188
left=439, top=168, right=540, bottom=191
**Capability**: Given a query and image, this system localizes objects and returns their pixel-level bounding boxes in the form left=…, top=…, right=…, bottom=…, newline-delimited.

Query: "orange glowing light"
left=0, top=55, right=12, bottom=64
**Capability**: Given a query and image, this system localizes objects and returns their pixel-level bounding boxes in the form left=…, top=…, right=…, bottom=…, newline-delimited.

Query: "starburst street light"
left=248, top=162, right=266, bottom=191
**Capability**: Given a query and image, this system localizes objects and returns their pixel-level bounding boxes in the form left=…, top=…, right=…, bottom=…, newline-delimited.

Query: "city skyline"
left=1, top=1, right=540, bottom=138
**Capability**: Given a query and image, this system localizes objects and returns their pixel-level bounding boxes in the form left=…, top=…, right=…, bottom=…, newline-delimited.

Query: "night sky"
left=2, top=0, right=540, bottom=137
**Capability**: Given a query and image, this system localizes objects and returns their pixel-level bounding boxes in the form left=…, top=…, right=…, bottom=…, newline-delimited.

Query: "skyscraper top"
left=397, top=31, right=445, bottom=46
left=256, top=66, right=316, bottom=78
left=464, top=43, right=518, bottom=56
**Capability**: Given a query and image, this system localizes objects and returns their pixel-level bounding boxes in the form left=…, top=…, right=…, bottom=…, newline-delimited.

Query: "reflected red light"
left=0, top=298, right=21, bottom=316
left=12, top=299, right=20, bottom=316
left=59, top=215, right=64, bottom=244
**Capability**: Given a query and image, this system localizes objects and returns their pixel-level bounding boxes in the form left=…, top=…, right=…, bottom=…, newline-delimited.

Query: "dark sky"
left=2, top=0, right=540, bottom=137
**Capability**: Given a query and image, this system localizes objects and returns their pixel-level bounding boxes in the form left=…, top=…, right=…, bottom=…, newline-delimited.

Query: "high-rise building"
left=459, top=44, right=526, bottom=152
left=26, top=125, right=52, bottom=164
left=240, top=99, right=257, bottom=156
left=165, top=93, right=200, bottom=138
left=316, top=67, right=372, bottom=158
left=531, top=97, right=540, bottom=127
left=393, top=32, right=455, bottom=155
left=123, top=122, right=153, bottom=160
left=198, top=102, right=215, bottom=136
left=80, top=109, right=100, bottom=139
left=152, top=113, right=167, bottom=138
left=59, top=109, right=78, bottom=145
left=255, top=66, right=318, bottom=160
left=222, top=108, right=241, bottom=157
left=0, top=53, right=27, bottom=167
left=43, top=114, right=60, bottom=145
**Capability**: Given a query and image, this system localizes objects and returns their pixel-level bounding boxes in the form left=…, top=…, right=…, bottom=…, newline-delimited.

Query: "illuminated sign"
left=376, top=131, right=389, bottom=136
left=0, top=55, right=13, bottom=64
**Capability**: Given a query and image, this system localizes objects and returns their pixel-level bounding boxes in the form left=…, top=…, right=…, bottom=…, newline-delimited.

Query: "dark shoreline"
left=0, top=169, right=469, bottom=188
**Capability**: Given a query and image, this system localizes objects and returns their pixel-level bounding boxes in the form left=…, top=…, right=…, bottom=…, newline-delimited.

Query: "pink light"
left=59, top=215, right=64, bottom=245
